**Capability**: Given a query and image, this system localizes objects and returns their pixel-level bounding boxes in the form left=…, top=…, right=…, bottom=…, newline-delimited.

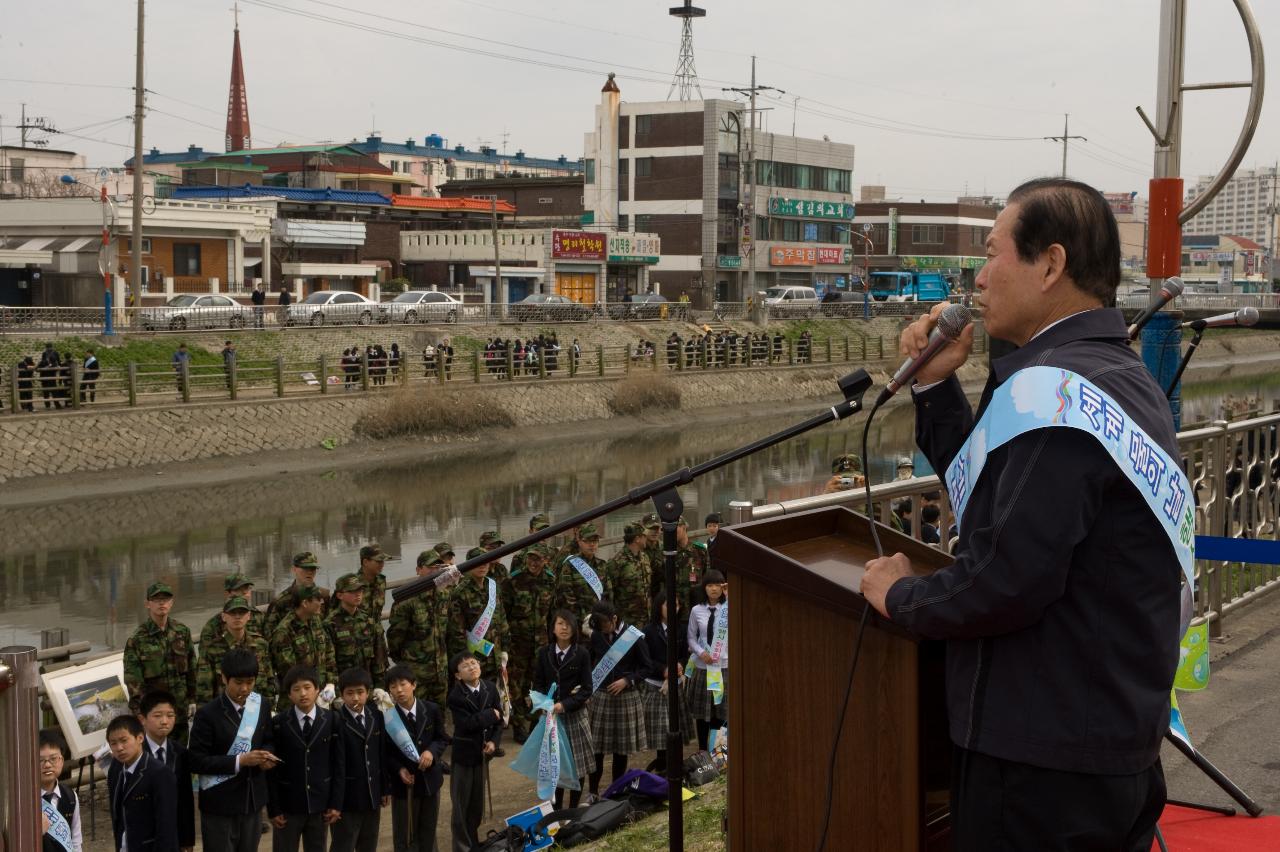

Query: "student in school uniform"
left=330, top=668, right=391, bottom=852
left=446, top=651, right=503, bottom=852
left=39, top=729, right=83, bottom=852
left=685, top=570, right=729, bottom=751
left=105, top=714, right=179, bottom=852
left=383, top=664, right=449, bottom=852
left=640, top=589, right=695, bottom=774
left=137, top=690, right=196, bottom=851
left=267, top=665, right=344, bottom=852
left=585, top=599, right=651, bottom=798
left=187, top=648, right=280, bottom=852
left=531, top=609, right=595, bottom=809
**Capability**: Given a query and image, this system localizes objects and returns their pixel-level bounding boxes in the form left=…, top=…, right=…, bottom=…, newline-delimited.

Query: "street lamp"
left=61, top=175, right=116, bottom=335
left=838, top=223, right=875, bottom=320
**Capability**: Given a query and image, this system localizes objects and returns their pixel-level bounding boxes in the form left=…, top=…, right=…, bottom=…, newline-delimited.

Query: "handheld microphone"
left=1183, top=306, right=1259, bottom=332
left=874, top=303, right=973, bottom=407
left=1127, top=277, right=1184, bottom=340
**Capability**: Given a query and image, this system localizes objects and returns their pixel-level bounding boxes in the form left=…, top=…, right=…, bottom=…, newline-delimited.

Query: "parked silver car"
left=286, top=290, right=379, bottom=326
left=380, top=290, right=463, bottom=324
left=139, top=294, right=250, bottom=330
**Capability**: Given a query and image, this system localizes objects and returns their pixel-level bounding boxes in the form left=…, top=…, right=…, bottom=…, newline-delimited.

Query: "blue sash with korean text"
left=467, top=578, right=498, bottom=657
left=41, top=795, right=73, bottom=852
left=568, top=556, right=605, bottom=600
left=383, top=705, right=421, bottom=763
left=945, top=366, right=1194, bottom=632
left=591, top=624, right=644, bottom=692
left=199, top=691, right=262, bottom=790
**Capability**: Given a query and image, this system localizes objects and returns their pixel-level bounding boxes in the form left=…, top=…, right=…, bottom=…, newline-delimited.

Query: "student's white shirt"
left=687, top=602, right=729, bottom=670
left=45, top=783, right=84, bottom=851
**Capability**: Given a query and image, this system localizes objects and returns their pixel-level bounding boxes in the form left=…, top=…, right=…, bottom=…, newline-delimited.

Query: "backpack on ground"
left=603, top=768, right=671, bottom=817
left=532, top=799, right=633, bottom=847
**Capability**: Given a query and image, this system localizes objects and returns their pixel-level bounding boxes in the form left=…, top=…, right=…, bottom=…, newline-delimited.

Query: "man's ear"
left=1041, top=243, right=1068, bottom=292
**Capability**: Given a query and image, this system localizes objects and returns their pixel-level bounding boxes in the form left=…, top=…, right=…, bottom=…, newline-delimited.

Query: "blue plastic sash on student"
left=567, top=556, right=604, bottom=600
left=383, top=705, right=421, bottom=763
left=467, top=578, right=499, bottom=657
left=707, top=604, right=729, bottom=705
left=945, top=366, right=1195, bottom=631
left=199, top=691, right=262, bottom=791
left=511, top=686, right=580, bottom=799
left=41, top=797, right=73, bottom=852
left=591, top=625, right=644, bottom=692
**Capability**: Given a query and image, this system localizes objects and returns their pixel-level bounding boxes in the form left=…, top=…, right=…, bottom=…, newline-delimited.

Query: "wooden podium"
left=714, top=506, right=952, bottom=852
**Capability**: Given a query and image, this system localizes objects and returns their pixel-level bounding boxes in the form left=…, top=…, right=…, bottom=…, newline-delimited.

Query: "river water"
left=2, top=371, right=1278, bottom=652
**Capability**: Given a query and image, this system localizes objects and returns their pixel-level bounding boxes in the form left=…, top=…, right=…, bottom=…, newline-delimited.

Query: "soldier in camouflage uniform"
left=325, top=573, right=388, bottom=683
left=199, top=573, right=266, bottom=646
left=447, top=547, right=510, bottom=683
left=499, top=542, right=556, bottom=742
left=326, top=543, right=388, bottom=621
left=605, top=523, right=651, bottom=628
left=123, top=582, right=197, bottom=739
left=479, top=530, right=509, bottom=582
left=263, top=552, right=324, bottom=637
left=552, top=523, right=606, bottom=634
left=641, top=512, right=664, bottom=589
left=195, top=595, right=276, bottom=706
left=673, top=517, right=708, bottom=612
left=268, top=584, right=336, bottom=709
left=509, top=513, right=551, bottom=577
left=386, top=551, right=452, bottom=708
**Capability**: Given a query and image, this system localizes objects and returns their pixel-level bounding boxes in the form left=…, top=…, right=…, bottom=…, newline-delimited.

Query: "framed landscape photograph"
left=41, top=653, right=130, bottom=759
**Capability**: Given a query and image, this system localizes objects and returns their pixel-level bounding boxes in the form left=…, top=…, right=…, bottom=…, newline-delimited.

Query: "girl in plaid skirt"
left=642, top=588, right=694, bottom=773
left=586, top=599, right=652, bottom=798
left=532, top=609, right=596, bottom=809
left=685, top=569, right=728, bottom=750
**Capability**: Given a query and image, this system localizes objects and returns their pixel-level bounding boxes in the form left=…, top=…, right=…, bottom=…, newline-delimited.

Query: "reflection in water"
left=2, top=371, right=1277, bottom=651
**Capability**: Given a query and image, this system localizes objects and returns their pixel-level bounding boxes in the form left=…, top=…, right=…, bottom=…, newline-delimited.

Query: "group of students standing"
left=481, top=334, right=568, bottom=378
left=340, top=344, right=402, bottom=388
left=6, top=342, right=100, bottom=412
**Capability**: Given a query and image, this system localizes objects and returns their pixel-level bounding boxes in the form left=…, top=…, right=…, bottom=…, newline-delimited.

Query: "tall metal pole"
left=746, top=55, right=757, bottom=303
left=0, top=646, right=40, bottom=852
left=491, top=194, right=503, bottom=314
left=131, top=0, right=145, bottom=313
left=1042, top=113, right=1086, bottom=178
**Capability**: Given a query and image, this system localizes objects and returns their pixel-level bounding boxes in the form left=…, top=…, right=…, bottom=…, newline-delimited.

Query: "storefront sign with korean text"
left=717, top=255, right=743, bottom=269
left=900, top=255, right=986, bottom=270
left=607, top=234, right=661, bottom=264
left=770, top=246, right=818, bottom=266
left=552, top=230, right=607, bottom=260
left=769, top=198, right=855, bottom=220
left=815, top=247, right=850, bottom=265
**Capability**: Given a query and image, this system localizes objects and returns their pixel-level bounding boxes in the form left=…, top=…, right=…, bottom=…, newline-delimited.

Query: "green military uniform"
left=552, top=523, right=605, bottom=630
left=479, top=531, right=510, bottom=582
left=264, top=552, right=322, bottom=637
left=672, top=541, right=708, bottom=613
left=268, top=587, right=337, bottom=709
left=387, top=552, right=452, bottom=708
left=641, top=511, right=664, bottom=591
left=199, top=573, right=265, bottom=646
left=195, top=597, right=276, bottom=705
left=605, top=527, right=651, bottom=629
left=325, top=545, right=388, bottom=622
left=510, top=513, right=551, bottom=578
left=326, top=574, right=388, bottom=682
left=500, top=543, right=556, bottom=738
left=122, top=583, right=197, bottom=735
left=447, top=559, right=510, bottom=683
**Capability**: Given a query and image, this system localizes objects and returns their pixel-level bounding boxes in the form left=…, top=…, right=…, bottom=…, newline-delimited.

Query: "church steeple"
left=225, top=3, right=251, bottom=153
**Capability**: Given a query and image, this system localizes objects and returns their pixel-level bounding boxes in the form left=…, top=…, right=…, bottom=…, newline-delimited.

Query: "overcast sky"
left=2, top=0, right=1276, bottom=201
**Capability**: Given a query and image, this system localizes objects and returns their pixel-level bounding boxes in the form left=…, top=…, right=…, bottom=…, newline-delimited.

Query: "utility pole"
left=490, top=194, right=503, bottom=313
left=1043, top=113, right=1087, bottom=178
left=723, top=57, right=783, bottom=303
left=131, top=0, right=146, bottom=313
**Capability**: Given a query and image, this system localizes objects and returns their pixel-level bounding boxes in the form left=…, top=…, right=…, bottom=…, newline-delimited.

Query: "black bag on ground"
left=471, top=824, right=527, bottom=851
left=532, top=799, right=633, bottom=847
left=683, top=751, right=719, bottom=787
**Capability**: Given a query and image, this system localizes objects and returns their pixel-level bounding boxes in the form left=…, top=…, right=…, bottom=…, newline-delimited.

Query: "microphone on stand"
left=1127, top=277, right=1185, bottom=340
left=1182, top=306, right=1259, bottom=332
left=874, top=303, right=973, bottom=408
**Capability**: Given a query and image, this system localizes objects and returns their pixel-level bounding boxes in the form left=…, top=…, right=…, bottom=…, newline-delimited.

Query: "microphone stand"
left=1165, top=327, right=1204, bottom=400
left=393, top=368, right=874, bottom=852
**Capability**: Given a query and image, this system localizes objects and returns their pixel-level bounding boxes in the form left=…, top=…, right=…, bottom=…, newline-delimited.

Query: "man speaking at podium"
left=861, top=179, right=1184, bottom=852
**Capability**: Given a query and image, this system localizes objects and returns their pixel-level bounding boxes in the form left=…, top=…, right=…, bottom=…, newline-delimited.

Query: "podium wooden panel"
left=714, top=506, right=952, bottom=852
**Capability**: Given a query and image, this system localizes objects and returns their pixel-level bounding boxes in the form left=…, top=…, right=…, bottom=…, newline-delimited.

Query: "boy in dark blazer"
left=187, top=648, right=280, bottom=852
left=137, top=690, right=196, bottom=851
left=330, top=668, right=391, bottom=852
left=446, top=651, right=503, bottom=852
left=268, top=665, right=344, bottom=852
left=105, top=714, right=179, bottom=852
left=39, top=729, right=82, bottom=852
left=384, top=664, right=450, bottom=852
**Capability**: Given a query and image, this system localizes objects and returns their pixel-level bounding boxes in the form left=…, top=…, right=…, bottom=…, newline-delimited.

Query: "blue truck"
left=868, top=271, right=952, bottom=302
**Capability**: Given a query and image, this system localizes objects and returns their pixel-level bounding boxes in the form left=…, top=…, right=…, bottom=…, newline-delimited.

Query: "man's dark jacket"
left=886, top=309, right=1182, bottom=775
left=108, top=750, right=179, bottom=852
left=187, top=692, right=274, bottom=816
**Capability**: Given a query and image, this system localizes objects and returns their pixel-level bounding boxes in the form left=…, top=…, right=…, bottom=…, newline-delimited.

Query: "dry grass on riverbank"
left=354, top=384, right=514, bottom=439
left=608, top=373, right=682, bottom=416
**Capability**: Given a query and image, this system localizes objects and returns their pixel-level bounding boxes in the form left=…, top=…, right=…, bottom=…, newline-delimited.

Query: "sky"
left=1, top=0, right=1276, bottom=201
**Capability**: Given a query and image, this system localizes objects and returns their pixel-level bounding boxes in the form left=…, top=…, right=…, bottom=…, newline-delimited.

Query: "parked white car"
left=380, top=290, right=463, bottom=324
left=286, top=290, right=379, bottom=326
left=139, top=294, right=251, bottom=330
left=763, top=285, right=820, bottom=317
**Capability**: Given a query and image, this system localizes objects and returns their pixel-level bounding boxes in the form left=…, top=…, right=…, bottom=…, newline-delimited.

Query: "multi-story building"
left=850, top=202, right=998, bottom=290
left=439, top=175, right=585, bottom=230
left=0, top=145, right=88, bottom=199
left=347, top=135, right=582, bottom=198
left=1183, top=166, right=1279, bottom=253
left=582, top=75, right=857, bottom=306
left=1103, top=191, right=1149, bottom=269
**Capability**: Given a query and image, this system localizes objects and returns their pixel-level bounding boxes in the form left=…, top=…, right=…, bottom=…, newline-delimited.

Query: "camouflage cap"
left=334, top=573, right=367, bottom=593
left=145, top=581, right=174, bottom=599
left=222, top=595, right=253, bottom=613
left=417, top=549, right=446, bottom=567
left=831, top=454, right=863, bottom=475
left=223, top=573, right=253, bottom=592
left=465, top=546, right=489, bottom=562
left=433, top=541, right=455, bottom=557
left=523, top=542, right=553, bottom=561
left=640, top=512, right=661, bottom=530
left=576, top=522, right=601, bottom=541
left=623, top=522, right=645, bottom=542
left=292, top=551, right=319, bottom=570
left=358, top=544, right=388, bottom=562
left=293, top=584, right=323, bottom=603
left=479, top=531, right=504, bottom=548
left=529, top=512, right=551, bottom=531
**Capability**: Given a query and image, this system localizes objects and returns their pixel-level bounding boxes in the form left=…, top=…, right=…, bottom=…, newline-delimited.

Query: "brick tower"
left=225, top=5, right=251, bottom=153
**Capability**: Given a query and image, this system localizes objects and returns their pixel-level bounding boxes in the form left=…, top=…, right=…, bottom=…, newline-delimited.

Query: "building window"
left=125, top=238, right=153, bottom=253
left=584, top=158, right=595, bottom=184
left=912, top=224, right=944, bottom=245
left=971, top=226, right=987, bottom=247
left=635, top=158, right=653, bottom=178
left=618, top=159, right=629, bottom=178
left=635, top=214, right=653, bottom=232
left=8, top=158, right=24, bottom=182
left=173, top=243, right=202, bottom=276
left=619, top=214, right=629, bottom=231
left=635, top=115, right=653, bottom=136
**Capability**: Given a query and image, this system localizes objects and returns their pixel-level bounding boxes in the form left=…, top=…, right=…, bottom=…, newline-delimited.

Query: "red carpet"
left=1153, top=805, right=1280, bottom=851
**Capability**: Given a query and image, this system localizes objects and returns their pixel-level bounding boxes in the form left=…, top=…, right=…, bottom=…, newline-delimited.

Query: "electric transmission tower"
left=668, top=1, right=706, bottom=101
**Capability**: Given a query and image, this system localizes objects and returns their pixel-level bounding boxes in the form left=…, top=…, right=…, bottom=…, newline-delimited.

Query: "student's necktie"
left=706, top=607, right=717, bottom=644
left=155, top=746, right=165, bottom=765
left=302, top=715, right=313, bottom=739
left=557, top=650, right=566, bottom=665
left=358, top=713, right=367, bottom=733
left=42, top=792, right=54, bottom=804
left=237, top=707, right=244, bottom=721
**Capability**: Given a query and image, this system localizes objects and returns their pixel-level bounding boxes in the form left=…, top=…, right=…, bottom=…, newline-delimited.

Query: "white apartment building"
left=1183, top=166, right=1279, bottom=252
